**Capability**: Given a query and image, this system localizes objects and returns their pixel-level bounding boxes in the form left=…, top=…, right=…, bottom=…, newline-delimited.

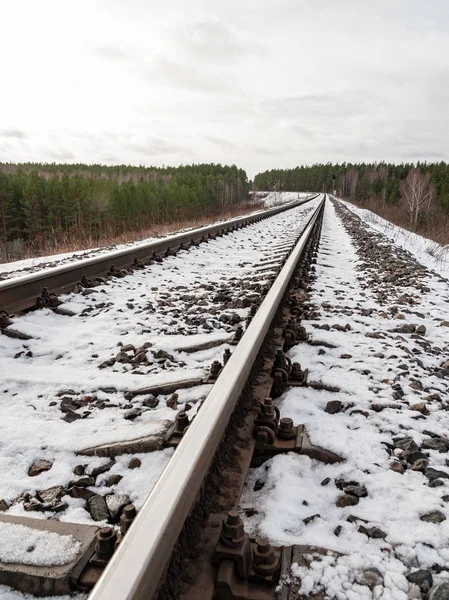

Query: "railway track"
left=87, top=194, right=327, bottom=600
left=0, top=195, right=318, bottom=316
left=0, top=194, right=324, bottom=599
left=2, top=193, right=448, bottom=600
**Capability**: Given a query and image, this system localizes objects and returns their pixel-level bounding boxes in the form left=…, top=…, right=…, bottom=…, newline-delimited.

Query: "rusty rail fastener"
left=252, top=539, right=280, bottom=577
left=120, top=504, right=137, bottom=535
left=95, top=527, right=117, bottom=562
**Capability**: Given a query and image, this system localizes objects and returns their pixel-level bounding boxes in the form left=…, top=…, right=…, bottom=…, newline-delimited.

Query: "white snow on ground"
left=0, top=202, right=287, bottom=280
left=261, top=191, right=311, bottom=207
left=0, top=589, right=84, bottom=600
left=240, top=199, right=449, bottom=599
left=336, top=196, right=449, bottom=278
left=0, top=197, right=321, bottom=535
left=0, top=522, right=81, bottom=566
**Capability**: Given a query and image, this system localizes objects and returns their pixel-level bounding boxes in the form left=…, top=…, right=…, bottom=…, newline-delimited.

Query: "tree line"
left=0, top=163, right=249, bottom=248
left=254, top=162, right=449, bottom=227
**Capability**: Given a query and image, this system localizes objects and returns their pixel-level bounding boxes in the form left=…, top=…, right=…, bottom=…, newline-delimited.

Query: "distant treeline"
left=0, top=163, right=249, bottom=245
left=254, top=163, right=449, bottom=212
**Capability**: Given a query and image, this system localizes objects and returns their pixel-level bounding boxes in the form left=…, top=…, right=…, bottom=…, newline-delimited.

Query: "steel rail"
left=0, top=195, right=319, bottom=314
left=89, top=195, right=326, bottom=600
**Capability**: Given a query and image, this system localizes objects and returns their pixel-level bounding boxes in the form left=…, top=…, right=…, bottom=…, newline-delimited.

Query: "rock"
left=124, top=409, right=140, bottom=421
left=355, top=567, right=384, bottom=589
left=336, top=494, right=359, bottom=507
left=87, top=495, right=109, bottom=521
left=325, top=400, right=342, bottom=414
left=406, top=570, right=433, bottom=594
left=71, top=476, right=95, bottom=488
left=416, top=325, right=426, bottom=335
left=106, top=474, right=123, bottom=487
left=422, top=438, right=449, bottom=453
left=73, top=464, right=85, bottom=476
left=333, top=525, right=342, bottom=537
left=154, top=350, right=175, bottom=361
left=143, top=396, right=159, bottom=408
left=303, top=514, right=321, bottom=525
left=358, top=525, right=387, bottom=539
left=425, top=468, right=449, bottom=481
left=420, top=510, right=446, bottom=523
left=115, top=351, right=130, bottom=363
left=407, top=451, right=427, bottom=464
left=28, top=459, right=53, bottom=477
left=340, top=354, right=352, bottom=359
left=253, top=479, right=265, bottom=491
left=372, top=403, right=401, bottom=412
left=90, top=460, right=115, bottom=478
left=128, top=457, right=141, bottom=469
left=106, top=494, right=130, bottom=519
left=429, top=479, right=445, bottom=488
left=394, top=437, right=420, bottom=453
left=68, top=486, right=95, bottom=500
left=166, top=394, right=178, bottom=409
left=390, top=462, right=405, bottom=474
left=343, top=484, right=368, bottom=498
left=320, top=477, right=331, bottom=486
left=410, top=402, right=429, bottom=415
left=0, top=500, right=9, bottom=512
left=37, top=486, right=65, bottom=504
left=428, top=582, right=449, bottom=600
left=411, top=459, right=429, bottom=471
left=60, top=397, right=81, bottom=412
left=62, top=410, right=82, bottom=423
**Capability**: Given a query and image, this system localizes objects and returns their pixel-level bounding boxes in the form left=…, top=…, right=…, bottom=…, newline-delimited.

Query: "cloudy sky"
left=1, top=0, right=448, bottom=178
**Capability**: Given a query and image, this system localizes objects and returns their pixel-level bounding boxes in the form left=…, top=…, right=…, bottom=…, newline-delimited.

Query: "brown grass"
left=344, top=198, right=449, bottom=247
left=0, top=202, right=264, bottom=265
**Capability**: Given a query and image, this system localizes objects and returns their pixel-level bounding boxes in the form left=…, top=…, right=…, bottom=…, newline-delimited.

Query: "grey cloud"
left=46, top=149, right=75, bottom=160
left=146, top=56, right=237, bottom=94
left=127, top=137, right=196, bottom=157
left=93, top=43, right=127, bottom=60
left=0, top=129, right=28, bottom=139
left=180, top=19, right=253, bottom=64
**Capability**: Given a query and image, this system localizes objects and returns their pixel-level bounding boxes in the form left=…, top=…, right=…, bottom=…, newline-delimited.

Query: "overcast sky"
left=1, top=0, right=448, bottom=178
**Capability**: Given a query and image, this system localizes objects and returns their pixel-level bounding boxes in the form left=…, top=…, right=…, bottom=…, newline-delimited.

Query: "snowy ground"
left=0, top=196, right=320, bottom=577
left=240, top=198, right=449, bottom=599
left=336, top=196, right=449, bottom=279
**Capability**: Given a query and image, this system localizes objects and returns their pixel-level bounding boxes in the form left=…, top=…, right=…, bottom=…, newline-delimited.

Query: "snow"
left=0, top=522, right=81, bottom=566
left=0, top=590, right=84, bottom=600
left=0, top=197, right=321, bottom=535
left=240, top=198, right=449, bottom=598
left=336, top=196, right=449, bottom=278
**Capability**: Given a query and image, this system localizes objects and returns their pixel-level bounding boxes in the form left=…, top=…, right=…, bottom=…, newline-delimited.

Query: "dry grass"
left=345, top=198, right=449, bottom=246
left=0, top=202, right=264, bottom=265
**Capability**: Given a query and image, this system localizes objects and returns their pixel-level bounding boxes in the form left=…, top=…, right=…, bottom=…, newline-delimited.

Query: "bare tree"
left=400, top=168, right=435, bottom=229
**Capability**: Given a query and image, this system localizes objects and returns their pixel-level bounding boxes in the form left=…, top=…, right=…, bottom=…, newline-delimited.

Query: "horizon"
left=1, top=0, right=448, bottom=180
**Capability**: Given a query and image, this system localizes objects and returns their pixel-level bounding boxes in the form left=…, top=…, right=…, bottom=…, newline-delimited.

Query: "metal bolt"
left=221, top=510, right=245, bottom=548
left=223, top=348, right=231, bottom=365
left=210, top=360, right=222, bottom=378
left=278, top=417, right=295, bottom=440
left=259, top=398, right=276, bottom=420
left=273, top=349, right=287, bottom=368
left=233, top=325, right=243, bottom=342
left=95, top=527, right=117, bottom=561
left=120, top=504, right=137, bottom=535
left=175, top=410, right=189, bottom=434
left=252, top=539, right=279, bottom=576
left=290, top=362, right=303, bottom=379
